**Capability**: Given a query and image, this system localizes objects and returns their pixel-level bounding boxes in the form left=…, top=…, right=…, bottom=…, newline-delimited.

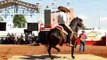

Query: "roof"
left=0, top=0, right=39, bottom=12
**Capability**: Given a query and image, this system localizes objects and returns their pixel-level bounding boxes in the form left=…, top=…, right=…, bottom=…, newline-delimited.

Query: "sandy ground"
left=8, top=54, right=107, bottom=60
left=0, top=44, right=107, bottom=60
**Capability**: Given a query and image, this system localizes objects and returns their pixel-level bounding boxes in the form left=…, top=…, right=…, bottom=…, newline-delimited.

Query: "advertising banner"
left=86, top=30, right=102, bottom=41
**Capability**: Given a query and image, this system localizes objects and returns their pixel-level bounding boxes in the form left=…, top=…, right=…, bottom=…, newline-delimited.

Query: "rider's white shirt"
left=57, top=11, right=72, bottom=31
left=57, top=11, right=67, bottom=25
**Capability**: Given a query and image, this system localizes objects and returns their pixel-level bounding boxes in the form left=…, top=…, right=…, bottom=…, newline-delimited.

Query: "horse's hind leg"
left=71, top=46, right=75, bottom=59
left=53, top=46, right=60, bottom=53
left=48, top=45, right=53, bottom=59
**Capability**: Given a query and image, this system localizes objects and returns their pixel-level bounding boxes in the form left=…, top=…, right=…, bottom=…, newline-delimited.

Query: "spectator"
left=79, top=30, right=87, bottom=53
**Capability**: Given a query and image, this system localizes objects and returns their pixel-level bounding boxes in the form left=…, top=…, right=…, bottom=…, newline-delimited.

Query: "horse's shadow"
left=20, top=55, right=61, bottom=60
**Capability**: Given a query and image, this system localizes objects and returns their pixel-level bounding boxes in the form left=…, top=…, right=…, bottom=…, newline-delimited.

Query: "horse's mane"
left=69, top=17, right=83, bottom=33
left=69, top=18, right=76, bottom=27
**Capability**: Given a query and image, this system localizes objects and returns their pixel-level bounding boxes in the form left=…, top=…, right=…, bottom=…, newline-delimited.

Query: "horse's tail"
left=37, top=31, right=49, bottom=45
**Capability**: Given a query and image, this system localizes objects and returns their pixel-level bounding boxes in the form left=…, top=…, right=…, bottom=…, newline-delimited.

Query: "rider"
left=57, top=6, right=73, bottom=46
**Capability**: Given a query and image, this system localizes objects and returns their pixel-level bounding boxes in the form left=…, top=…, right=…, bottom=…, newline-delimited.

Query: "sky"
left=1, top=0, right=107, bottom=29
left=71, top=0, right=107, bottom=29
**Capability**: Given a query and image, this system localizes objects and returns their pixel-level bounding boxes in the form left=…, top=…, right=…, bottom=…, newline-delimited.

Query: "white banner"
left=86, top=30, right=102, bottom=41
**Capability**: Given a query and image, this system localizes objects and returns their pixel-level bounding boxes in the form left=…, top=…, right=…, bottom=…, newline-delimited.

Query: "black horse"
left=37, top=17, right=84, bottom=59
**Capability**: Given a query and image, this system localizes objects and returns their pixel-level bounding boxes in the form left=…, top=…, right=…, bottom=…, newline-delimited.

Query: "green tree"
left=0, top=16, right=4, bottom=22
left=13, top=14, right=26, bottom=28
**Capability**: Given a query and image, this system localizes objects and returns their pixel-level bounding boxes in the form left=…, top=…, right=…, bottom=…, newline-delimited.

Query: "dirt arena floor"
left=0, top=44, right=107, bottom=60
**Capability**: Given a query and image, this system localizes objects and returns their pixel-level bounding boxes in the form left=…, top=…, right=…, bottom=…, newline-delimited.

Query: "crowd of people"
left=0, top=33, right=37, bottom=44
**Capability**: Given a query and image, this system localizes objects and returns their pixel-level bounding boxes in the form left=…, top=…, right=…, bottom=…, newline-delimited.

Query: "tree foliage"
left=13, top=14, right=26, bottom=28
left=0, top=16, right=4, bottom=22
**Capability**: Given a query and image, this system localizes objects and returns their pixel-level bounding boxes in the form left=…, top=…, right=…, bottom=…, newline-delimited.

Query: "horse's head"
left=69, top=17, right=84, bottom=32
left=76, top=17, right=84, bottom=29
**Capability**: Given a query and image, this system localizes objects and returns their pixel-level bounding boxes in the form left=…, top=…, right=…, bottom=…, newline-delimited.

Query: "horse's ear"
left=79, top=18, right=83, bottom=22
left=76, top=17, right=83, bottom=22
left=76, top=17, right=79, bottom=19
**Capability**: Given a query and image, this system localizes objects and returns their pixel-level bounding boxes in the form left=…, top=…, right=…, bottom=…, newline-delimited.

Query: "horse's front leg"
left=71, top=46, right=75, bottom=59
left=48, top=45, right=53, bottom=59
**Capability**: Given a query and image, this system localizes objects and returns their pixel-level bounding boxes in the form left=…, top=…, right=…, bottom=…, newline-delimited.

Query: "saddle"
left=55, top=26, right=74, bottom=47
left=55, top=25, right=68, bottom=35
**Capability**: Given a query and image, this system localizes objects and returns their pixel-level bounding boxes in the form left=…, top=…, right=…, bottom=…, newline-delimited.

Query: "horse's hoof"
left=48, top=55, right=54, bottom=60
left=50, top=56, right=54, bottom=59
left=33, top=43, right=40, bottom=46
left=72, top=56, right=75, bottom=59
